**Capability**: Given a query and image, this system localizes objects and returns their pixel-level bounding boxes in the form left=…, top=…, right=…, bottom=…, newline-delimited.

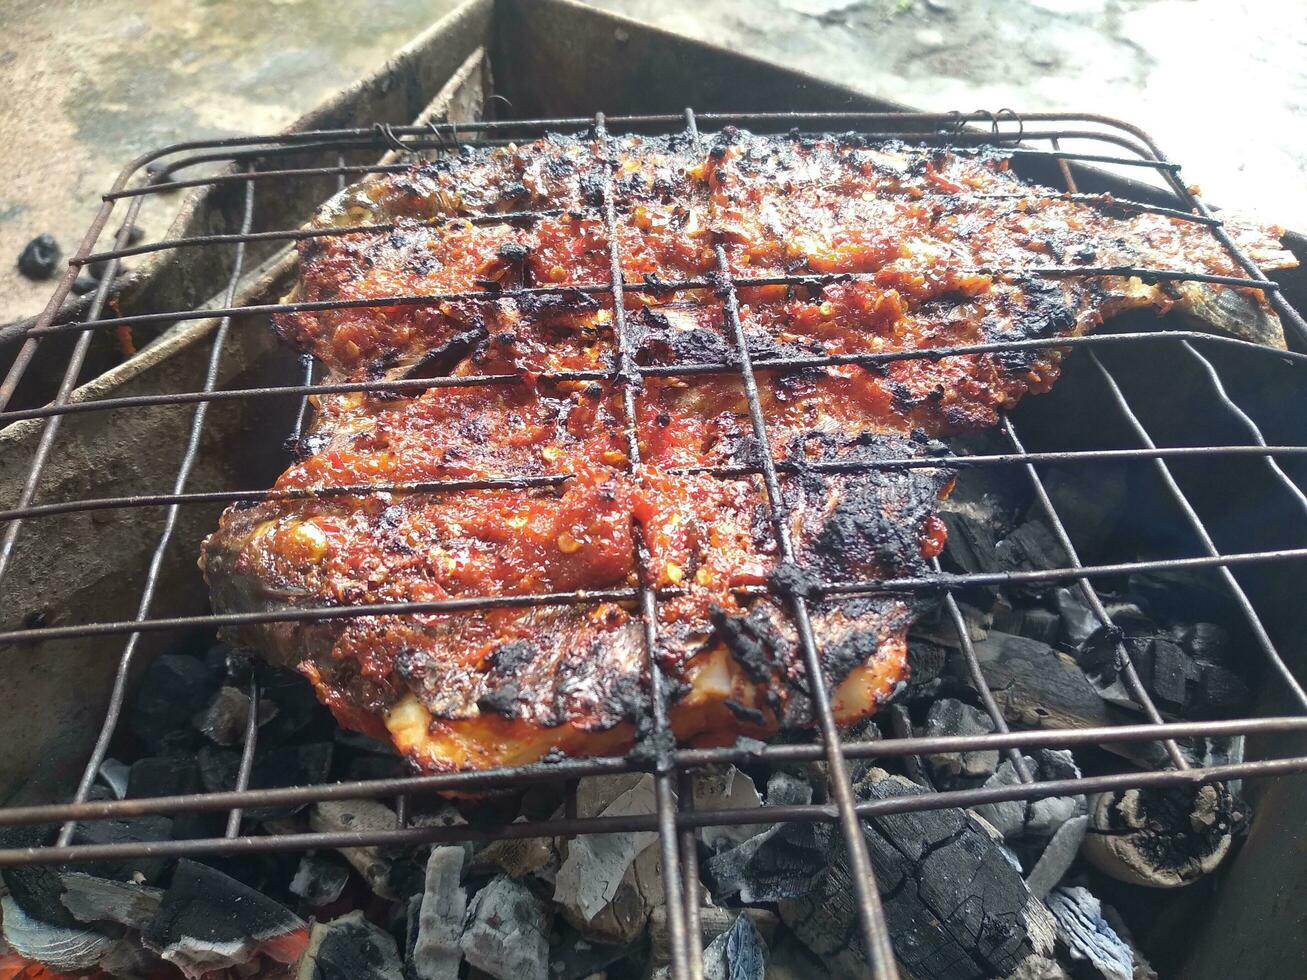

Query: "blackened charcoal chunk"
left=58, top=872, right=164, bottom=929
left=145, top=860, right=304, bottom=976
left=993, top=518, right=1067, bottom=597
left=72, top=271, right=99, bottom=294
left=128, top=755, right=223, bottom=841
left=924, top=698, right=998, bottom=781
left=258, top=665, right=330, bottom=742
left=71, top=816, right=174, bottom=883
left=296, top=911, right=403, bottom=980
left=129, top=654, right=220, bottom=749
left=289, top=854, right=350, bottom=908
left=1128, top=567, right=1239, bottom=625
left=199, top=742, right=332, bottom=821
left=903, top=638, right=948, bottom=700
left=193, top=685, right=275, bottom=746
left=17, top=233, right=61, bottom=280
left=460, top=875, right=550, bottom=980
left=1171, top=621, right=1232, bottom=665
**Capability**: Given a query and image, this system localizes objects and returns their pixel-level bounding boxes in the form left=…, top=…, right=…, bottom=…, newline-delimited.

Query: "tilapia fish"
left=201, top=129, right=1295, bottom=774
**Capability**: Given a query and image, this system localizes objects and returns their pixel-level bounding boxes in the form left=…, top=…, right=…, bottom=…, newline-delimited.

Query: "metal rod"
left=3, top=756, right=1304, bottom=869
left=595, top=111, right=692, bottom=980
left=712, top=243, right=898, bottom=980
left=0, top=197, right=146, bottom=594
left=0, top=716, right=1301, bottom=831
left=8, top=329, right=1306, bottom=426
left=224, top=678, right=261, bottom=838
left=1000, top=416, right=1189, bottom=769
left=1088, top=351, right=1307, bottom=710
left=55, top=174, right=257, bottom=847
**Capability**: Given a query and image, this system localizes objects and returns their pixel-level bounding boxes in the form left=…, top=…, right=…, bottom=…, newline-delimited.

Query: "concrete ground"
left=2, top=0, right=1305, bottom=324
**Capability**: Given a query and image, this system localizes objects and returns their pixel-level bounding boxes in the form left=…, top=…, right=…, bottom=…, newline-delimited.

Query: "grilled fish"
left=201, top=130, right=1295, bottom=774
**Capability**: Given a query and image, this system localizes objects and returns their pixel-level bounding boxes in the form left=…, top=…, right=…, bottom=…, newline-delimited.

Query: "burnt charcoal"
left=924, top=698, right=998, bottom=781
left=903, top=637, right=948, bottom=700
left=334, top=728, right=408, bottom=782
left=993, top=518, right=1068, bottom=597
left=3, top=862, right=81, bottom=929
left=288, top=854, right=350, bottom=907
left=1099, top=599, right=1153, bottom=636
left=974, top=750, right=1087, bottom=844
left=1046, top=886, right=1133, bottom=980
left=17, top=233, right=61, bottom=280
left=57, top=872, right=164, bottom=929
left=553, top=775, right=657, bottom=940
left=407, top=845, right=466, bottom=980
left=1195, top=662, right=1251, bottom=715
left=993, top=602, right=1062, bottom=646
left=779, top=768, right=1054, bottom=980
left=704, top=774, right=825, bottom=904
left=199, top=742, right=332, bottom=821
left=650, top=907, right=778, bottom=977
left=144, top=859, right=304, bottom=976
left=1146, top=638, right=1201, bottom=710
left=1053, top=586, right=1099, bottom=648
left=193, top=685, right=276, bottom=746
left=71, top=270, right=99, bottom=294
left=129, top=654, right=220, bottom=750
left=1082, top=783, right=1237, bottom=888
left=309, top=799, right=420, bottom=900
left=884, top=702, right=934, bottom=788
left=1169, top=621, right=1232, bottom=665
left=1024, top=814, right=1090, bottom=899
left=296, top=910, right=403, bottom=980
left=71, top=816, right=173, bottom=883
left=460, top=875, right=550, bottom=980
left=258, top=665, right=330, bottom=741
left=1, top=895, right=115, bottom=973
left=127, top=755, right=221, bottom=840
left=97, top=758, right=130, bottom=799
left=702, top=913, right=768, bottom=980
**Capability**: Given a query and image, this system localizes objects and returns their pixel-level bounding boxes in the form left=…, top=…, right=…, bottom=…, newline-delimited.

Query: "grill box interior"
left=1, top=1, right=1306, bottom=977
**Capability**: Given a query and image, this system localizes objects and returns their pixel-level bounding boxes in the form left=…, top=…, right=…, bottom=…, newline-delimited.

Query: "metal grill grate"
left=3, top=110, right=1307, bottom=980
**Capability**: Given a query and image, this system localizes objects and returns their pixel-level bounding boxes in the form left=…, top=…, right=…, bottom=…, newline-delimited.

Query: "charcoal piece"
left=993, top=519, right=1067, bottom=596
left=974, top=750, right=1086, bottom=843
left=1128, top=567, right=1239, bottom=625
left=71, top=815, right=173, bottom=883
left=470, top=831, right=556, bottom=879
left=193, top=684, right=276, bottom=746
left=309, top=799, right=413, bottom=899
left=1147, top=637, right=1201, bottom=709
left=884, top=702, right=934, bottom=788
left=1195, top=662, right=1251, bottom=715
left=924, top=698, right=998, bottom=781
left=97, top=759, right=130, bottom=799
left=1171, top=621, right=1232, bottom=664
left=288, top=854, right=350, bottom=907
left=260, top=666, right=329, bottom=741
left=17, top=233, right=60, bottom=280
left=704, top=786, right=825, bottom=904
left=201, top=742, right=333, bottom=820
left=779, top=769, right=1054, bottom=980
left=143, top=859, right=305, bottom=977
left=4, top=863, right=81, bottom=929
left=1, top=894, right=114, bottom=973
left=903, top=637, right=949, bottom=699
left=1046, top=886, right=1133, bottom=980
left=459, top=875, right=549, bottom=980
left=993, top=602, right=1062, bottom=646
left=702, top=913, right=767, bottom=980
left=129, top=654, right=219, bottom=749
left=1053, top=587, right=1099, bottom=648
left=296, top=910, right=403, bottom=980
left=1082, top=783, right=1236, bottom=887
left=408, top=845, right=466, bottom=980
left=58, top=871, right=164, bottom=928
left=692, top=765, right=763, bottom=853
left=649, top=907, right=778, bottom=976
left=128, top=755, right=220, bottom=840
left=1024, top=815, right=1089, bottom=899
left=553, top=774, right=656, bottom=932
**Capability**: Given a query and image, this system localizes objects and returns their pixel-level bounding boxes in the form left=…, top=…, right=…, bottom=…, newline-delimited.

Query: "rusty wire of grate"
left=1, top=110, right=1307, bottom=980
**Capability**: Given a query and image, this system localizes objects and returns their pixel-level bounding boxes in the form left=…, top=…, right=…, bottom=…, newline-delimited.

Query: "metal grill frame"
left=2, top=109, right=1307, bottom=980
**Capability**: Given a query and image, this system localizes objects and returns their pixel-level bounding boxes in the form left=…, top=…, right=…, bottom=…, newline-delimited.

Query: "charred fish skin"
left=201, top=129, right=1293, bottom=776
